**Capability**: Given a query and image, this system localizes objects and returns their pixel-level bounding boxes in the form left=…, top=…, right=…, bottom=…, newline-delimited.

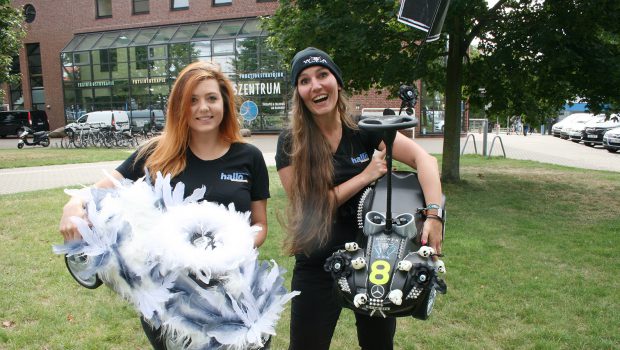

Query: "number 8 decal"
left=369, top=260, right=391, bottom=285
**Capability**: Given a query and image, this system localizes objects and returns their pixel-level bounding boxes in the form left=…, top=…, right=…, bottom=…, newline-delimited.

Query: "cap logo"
left=303, top=56, right=328, bottom=65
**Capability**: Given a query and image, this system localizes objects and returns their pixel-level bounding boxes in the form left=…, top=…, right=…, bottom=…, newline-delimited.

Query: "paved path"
left=0, top=133, right=617, bottom=195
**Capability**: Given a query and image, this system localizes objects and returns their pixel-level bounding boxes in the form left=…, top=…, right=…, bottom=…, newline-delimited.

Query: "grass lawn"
left=1, top=156, right=619, bottom=349
left=0, top=148, right=134, bottom=169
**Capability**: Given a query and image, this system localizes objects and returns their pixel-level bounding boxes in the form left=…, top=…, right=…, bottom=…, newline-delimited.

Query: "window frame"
left=95, top=0, right=112, bottom=18
left=212, top=0, right=232, bottom=7
left=132, top=0, right=150, bottom=15
left=170, top=0, right=189, bottom=10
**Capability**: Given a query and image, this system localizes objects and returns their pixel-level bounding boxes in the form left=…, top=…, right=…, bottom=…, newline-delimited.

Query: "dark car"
left=152, top=109, right=166, bottom=131
left=583, top=115, right=619, bottom=147
left=0, top=110, right=50, bottom=137
left=129, top=109, right=165, bottom=132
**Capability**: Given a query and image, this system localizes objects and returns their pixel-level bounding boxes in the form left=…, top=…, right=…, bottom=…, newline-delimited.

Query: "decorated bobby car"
left=54, top=172, right=298, bottom=349
left=324, top=114, right=447, bottom=320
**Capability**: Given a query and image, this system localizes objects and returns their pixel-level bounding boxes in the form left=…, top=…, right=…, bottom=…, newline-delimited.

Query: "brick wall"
left=9, top=0, right=278, bottom=130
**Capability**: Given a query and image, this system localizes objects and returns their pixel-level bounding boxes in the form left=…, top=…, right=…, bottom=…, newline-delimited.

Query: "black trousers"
left=140, top=318, right=166, bottom=350
left=288, top=263, right=396, bottom=350
left=140, top=317, right=272, bottom=350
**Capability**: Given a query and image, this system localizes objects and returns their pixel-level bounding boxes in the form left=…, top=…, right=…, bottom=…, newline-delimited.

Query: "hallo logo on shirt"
left=220, top=172, right=249, bottom=183
left=351, top=152, right=370, bottom=164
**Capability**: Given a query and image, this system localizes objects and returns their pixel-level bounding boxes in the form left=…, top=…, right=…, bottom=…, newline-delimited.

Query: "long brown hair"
left=136, top=61, right=243, bottom=178
left=284, top=88, right=357, bottom=255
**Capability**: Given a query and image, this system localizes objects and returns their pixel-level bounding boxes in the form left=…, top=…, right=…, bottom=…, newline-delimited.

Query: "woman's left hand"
left=421, top=218, right=443, bottom=256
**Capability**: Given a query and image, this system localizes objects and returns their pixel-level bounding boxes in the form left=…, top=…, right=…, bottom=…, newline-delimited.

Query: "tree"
left=265, top=0, right=620, bottom=182
left=0, top=0, right=26, bottom=100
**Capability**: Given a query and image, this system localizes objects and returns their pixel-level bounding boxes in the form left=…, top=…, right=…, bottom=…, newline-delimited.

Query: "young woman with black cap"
left=275, top=47, right=444, bottom=350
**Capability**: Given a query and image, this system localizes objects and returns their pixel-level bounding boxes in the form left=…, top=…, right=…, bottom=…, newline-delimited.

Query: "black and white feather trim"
left=53, top=171, right=298, bottom=349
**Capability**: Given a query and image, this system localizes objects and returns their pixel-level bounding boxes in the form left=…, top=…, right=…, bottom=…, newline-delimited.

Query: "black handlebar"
left=357, top=114, right=418, bottom=232
left=358, top=115, right=418, bottom=132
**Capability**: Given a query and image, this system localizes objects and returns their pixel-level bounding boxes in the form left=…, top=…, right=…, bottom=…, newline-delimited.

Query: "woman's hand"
left=361, top=148, right=387, bottom=184
left=421, top=218, right=443, bottom=256
left=59, top=196, right=87, bottom=242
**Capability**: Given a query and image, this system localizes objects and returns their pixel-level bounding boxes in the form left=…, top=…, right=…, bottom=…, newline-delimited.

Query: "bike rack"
left=488, top=135, right=506, bottom=158
left=461, top=133, right=478, bottom=156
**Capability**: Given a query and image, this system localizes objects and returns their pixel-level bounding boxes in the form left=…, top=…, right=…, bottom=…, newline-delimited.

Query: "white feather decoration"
left=54, top=171, right=299, bottom=349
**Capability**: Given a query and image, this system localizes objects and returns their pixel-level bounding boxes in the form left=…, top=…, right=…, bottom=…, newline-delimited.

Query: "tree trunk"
left=441, top=14, right=465, bottom=183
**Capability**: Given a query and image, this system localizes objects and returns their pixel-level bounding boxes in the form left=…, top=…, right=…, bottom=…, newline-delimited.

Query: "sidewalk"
left=0, top=133, right=617, bottom=195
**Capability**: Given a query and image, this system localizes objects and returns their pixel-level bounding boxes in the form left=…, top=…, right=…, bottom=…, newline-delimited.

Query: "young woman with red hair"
left=59, top=61, right=270, bottom=348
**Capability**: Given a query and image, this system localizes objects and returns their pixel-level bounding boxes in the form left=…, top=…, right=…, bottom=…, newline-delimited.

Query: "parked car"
left=566, top=114, right=606, bottom=143
left=583, top=114, right=620, bottom=147
left=0, top=110, right=50, bottom=137
left=65, top=110, right=130, bottom=133
left=558, top=113, right=596, bottom=139
left=152, top=109, right=166, bottom=131
left=602, top=127, right=620, bottom=153
left=552, top=113, right=588, bottom=137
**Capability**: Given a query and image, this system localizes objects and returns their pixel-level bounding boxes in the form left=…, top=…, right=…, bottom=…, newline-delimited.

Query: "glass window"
left=112, top=62, right=129, bottom=79
left=97, top=48, right=117, bottom=73
left=62, top=35, right=85, bottom=53
left=93, top=65, right=109, bottom=80
left=73, top=51, right=90, bottom=66
left=193, top=22, right=220, bottom=40
left=213, top=20, right=244, bottom=39
left=212, top=39, right=234, bottom=54
left=151, top=27, right=178, bottom=45
left=191, top=41, right=211, bottom=58
left=171, top=24, right=199, bottom=42
left=111, top=80, right=130, bottom=110
left=211, top=55, right=234, bottom=74
left=75, top=33, right=102, bottom=51
left=131, top=28, right=158, bottom=46
left=130, top=84, right=151, bottom=110
left=96, top=0, right=112, bottom=18
left=133, top=0, right=149, bottom=14
left=128, top=46, right=149, bottom=72
left=148, top=45, right=168, bottom=60
left=235, top=38, right=259, bottom=72
left=112, top=47, right=129, bottom=63
left=76, top=65, right=93, bottom=82
left=213, top=0, right=231, bottom=5
left=77, top=88, right=94, bottom=112
left=93, top=87, right=112, bottom=110
left=171, top=0, right=189, bottom=10
left=63, top=66, right=78, bottom=82
left=110, top=30, right=139, bottom=48
left=92, top=32, right=119, bottom=49
left=238, top=19, right=262, bottom=36
left=149, top=60, right=168, bottom=77
left=150, top=84, right=170, bottom=110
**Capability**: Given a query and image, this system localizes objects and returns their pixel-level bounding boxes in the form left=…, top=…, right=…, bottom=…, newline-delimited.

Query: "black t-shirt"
left=275, top=125, right=383, bottom=265
left=117, top=142, right=270, bottom=213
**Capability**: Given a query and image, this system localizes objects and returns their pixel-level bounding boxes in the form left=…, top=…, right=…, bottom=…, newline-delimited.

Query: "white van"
left=65, top=110, right=130, bottom=131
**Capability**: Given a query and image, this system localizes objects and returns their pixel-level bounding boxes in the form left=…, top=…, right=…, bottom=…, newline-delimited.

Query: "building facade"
left=6, top=0, right=445, bottom=135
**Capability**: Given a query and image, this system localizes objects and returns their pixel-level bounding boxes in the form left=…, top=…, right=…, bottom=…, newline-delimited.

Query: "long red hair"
left=137, top=61, right=243, bottom=177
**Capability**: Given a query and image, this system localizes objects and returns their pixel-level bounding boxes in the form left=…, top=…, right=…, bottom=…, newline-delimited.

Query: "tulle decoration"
left=53, top=171, right=299, bottom=349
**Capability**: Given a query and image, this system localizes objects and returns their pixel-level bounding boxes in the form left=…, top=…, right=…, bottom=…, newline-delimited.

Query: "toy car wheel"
left=411, top=286, right=437, bottom=320
left=65, top=255, right=103, bottom=289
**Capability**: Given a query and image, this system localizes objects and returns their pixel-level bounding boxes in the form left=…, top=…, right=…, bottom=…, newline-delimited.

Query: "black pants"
left=140, top=317, right=272, bottom=350
left=288, top=263, right=396, bottom=350
left=140, top=318, right=167, bottom=350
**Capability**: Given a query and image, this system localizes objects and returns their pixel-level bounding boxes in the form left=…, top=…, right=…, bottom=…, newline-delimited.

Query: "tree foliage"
left=0, top=0, right=26, bottom=99
left=264, top=0, right=620, bottom=182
